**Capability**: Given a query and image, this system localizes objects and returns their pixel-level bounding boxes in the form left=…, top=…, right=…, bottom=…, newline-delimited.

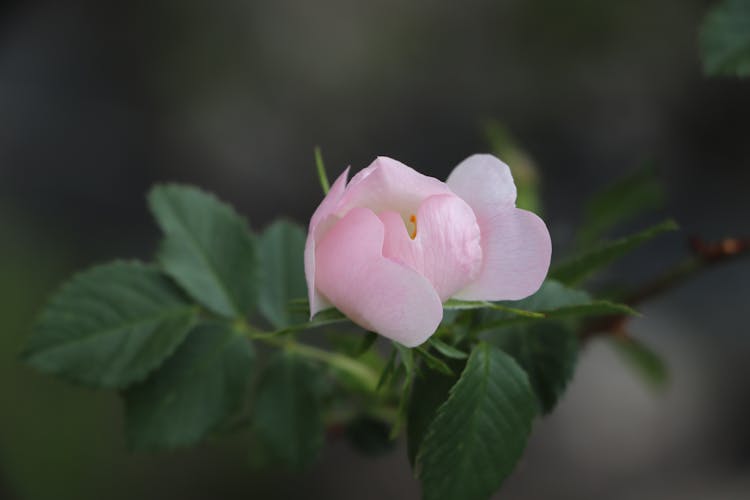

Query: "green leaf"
left=481, top=302, right=637, bottom=331
left=502, top=279, right=591, bottom=310
left=443, top=299, right=545, bottom=318
left=23, top=261, right=197, bottom=388
left=415, top=347, right=454, bottom=376
left=345, top=415, right=397, bottom=456
left=429, top=338, right=468, bottom=360
left=376, top=348, right=398, bottom=391
left=148, top=184, right=259, bottom=318
left=578, top=166, right=665, bottom=247
left=273, top=308, right=349, bottom=337
left=547, top=301, right=637, bottom=318
left=489, top=322, right=579, bottom=414
left=124, top=321, right=255, bottom=450
left=700, top=0, right=750, bottom=77
left=611, top=336, right=668, bottom=389
left=418, top=344, right=537, bottom=500
left=549, top=219, right=678, bottom=285
left=393, top=342, right=416, bottom=380
left=353, top=331, right=379, bottom=357
left=406, top=365, right=462, bottom=466
left=257, top=219, right=308, bottom=328
left=504, top=280, right=637, bottom=317
left=471, top=281, right=638, bottom=331
left=325, top=330, right=375, bottom=357
left=391, top=342, right=417, bottom=438
left=253, top=352, right=324, bottom=470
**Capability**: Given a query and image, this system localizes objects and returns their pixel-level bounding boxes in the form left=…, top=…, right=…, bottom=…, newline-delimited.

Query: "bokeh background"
left=1, top=0, right=749, bottom=498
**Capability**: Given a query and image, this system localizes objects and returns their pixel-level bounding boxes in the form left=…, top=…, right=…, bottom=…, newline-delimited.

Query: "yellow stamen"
left=409, top=214, right=417, bottom=239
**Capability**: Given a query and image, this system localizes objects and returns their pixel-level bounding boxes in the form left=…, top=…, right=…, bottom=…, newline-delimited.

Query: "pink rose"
left=304, top=155, right=551, bottom=347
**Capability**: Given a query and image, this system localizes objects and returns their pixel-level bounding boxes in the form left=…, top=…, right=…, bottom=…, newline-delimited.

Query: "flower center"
left=407, top=214, right=417, bottom=239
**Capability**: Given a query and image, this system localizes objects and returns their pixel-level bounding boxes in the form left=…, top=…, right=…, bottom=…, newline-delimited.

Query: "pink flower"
left=304, top=155, right=551, bottom=347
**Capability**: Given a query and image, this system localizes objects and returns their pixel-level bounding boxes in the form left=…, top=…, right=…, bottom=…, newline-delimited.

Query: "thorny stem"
left=580, top=236, right=750, bottom=341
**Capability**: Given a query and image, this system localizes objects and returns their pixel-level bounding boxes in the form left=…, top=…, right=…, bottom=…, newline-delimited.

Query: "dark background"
left=1, top=0, right=749, bottom=499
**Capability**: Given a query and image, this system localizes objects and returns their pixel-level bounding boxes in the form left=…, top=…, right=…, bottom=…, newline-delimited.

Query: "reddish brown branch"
left=579, top=235, right=750, bottom=341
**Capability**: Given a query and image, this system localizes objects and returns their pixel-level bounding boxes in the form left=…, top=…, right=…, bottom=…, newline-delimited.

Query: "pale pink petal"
left=446, top=154, right=517, bottom=210
left=447, top=154, right=550, bottom=301
left=315, top=207, right=443, bottom=347
left=379, top=194, right=482, bottom=301
left=305, top=168, right=349, bottom=317
left=336, top=157, right=452, bottom=217
left=453, top=208, right=551, bottom=301
left=305, top=218, right=335, bottom=316
left=310, top=167, right=350, bottom=230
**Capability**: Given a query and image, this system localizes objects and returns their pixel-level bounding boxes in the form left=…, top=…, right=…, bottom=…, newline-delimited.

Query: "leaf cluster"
left=23, top=162, right=677, bottom=499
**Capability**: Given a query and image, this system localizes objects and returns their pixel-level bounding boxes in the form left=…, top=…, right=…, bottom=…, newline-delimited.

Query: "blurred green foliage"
left=484, top=120, right=542, bottom=215
left=700, top=0, right=750, bottom=77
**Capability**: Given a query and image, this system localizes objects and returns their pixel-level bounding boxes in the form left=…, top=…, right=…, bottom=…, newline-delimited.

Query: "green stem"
left=276, top=337, right=379, bottom=390
left=235, top=319, right=379, bottom=391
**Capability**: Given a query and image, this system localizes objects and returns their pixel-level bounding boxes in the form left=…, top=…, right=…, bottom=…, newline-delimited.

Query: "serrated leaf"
left=124, top=321, right=255, bottom=450
left=148, top=184, right=258, bottom=318
left=549, top=220, right=678, bottom=285
left=258, top=219, right=308, bottom=329
left=473, top=281, right=638, bottom=331
left=700, top=0, right=750, bottom=77
left=578, top=166, right=665, bottom=247
left=611, top=336, right=668, bottom=389
left=406, top=364, right=462, bottom=466
left=547, top=301, right=637, bottom=318
left=253, top=352, right=324, bottom=470
left=505, top=280, right=636, bottom=316
left=418, top=344, right=537, bottom=500
left=23, top=261, right=197, bottom=388
left=481, top=302, right=637, bottom=331
left=489, top=322, right=579, bottom=414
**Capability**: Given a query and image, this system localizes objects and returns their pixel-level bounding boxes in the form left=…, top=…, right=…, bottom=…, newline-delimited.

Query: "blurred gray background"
left=0, top=0, right=749, bottom=498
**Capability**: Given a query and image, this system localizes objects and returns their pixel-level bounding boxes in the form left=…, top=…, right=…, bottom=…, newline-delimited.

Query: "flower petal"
left=315, top=207, right=443, bottom=347
left=310, top=167, right=350, bottom=230
left=446, top=154, right=517, bottom=210
left=453, top=208, right=551, bottom=301
left=447, top=154, right=550, bottom=301
left=305, top=168, right=349, bottom=317
left=336, top=156, right=452, bottom=217
left=379, top=194, right=482, bottom=301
